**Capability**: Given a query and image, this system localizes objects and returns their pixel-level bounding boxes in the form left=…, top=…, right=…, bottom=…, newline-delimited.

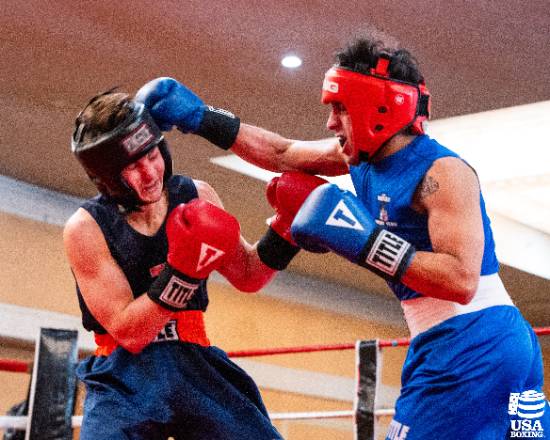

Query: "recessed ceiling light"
left=281, top=55, right=302, bottom=69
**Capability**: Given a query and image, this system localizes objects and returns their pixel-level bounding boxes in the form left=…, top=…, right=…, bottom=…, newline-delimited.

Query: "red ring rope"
left=228, top=326, right=550, bottom=357
left=0, top=327, right=548, bottom=370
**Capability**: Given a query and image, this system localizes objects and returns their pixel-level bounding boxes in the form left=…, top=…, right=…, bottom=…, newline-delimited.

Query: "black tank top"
left=75, top=175, right=209, bottom=333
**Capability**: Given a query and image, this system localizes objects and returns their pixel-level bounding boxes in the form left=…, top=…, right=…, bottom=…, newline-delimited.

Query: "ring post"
left=25, top=328, right=78, bottom=440
left=355, top=339, right=381, bottom=440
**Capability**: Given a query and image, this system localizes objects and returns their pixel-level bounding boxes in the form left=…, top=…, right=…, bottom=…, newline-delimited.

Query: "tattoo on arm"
left=420, top=175, right=440, bottom=199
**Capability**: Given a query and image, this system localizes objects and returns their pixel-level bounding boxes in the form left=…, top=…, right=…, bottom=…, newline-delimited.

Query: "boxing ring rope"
left=0, top=358, right=31, bottom=374
left=0, top=410, right=402, bottom=429
left=2, top=327, right=548, bottom=371
left=0, top=327, right=548, bottom=435
left=228, top=328, right=548, bottom=357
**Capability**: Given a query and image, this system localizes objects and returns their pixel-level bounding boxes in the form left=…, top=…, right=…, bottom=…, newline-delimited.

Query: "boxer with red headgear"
left=321, top=54, right=430, bottom=163
left=64, top=89, right=284, bottom=439
left=140, top=35, right=549, bottom=438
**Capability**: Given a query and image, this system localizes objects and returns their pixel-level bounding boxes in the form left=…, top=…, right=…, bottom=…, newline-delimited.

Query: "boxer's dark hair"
left=78, top=91, right=132, bottom=141
left=336, top=37, right=424, bottom=85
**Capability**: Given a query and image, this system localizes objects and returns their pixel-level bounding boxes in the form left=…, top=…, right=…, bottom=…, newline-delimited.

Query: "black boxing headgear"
left=71, top=100, right=172, bottom=208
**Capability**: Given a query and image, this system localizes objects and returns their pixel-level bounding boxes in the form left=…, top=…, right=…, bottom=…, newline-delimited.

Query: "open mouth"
left=337, top=135, right=354, bottom=158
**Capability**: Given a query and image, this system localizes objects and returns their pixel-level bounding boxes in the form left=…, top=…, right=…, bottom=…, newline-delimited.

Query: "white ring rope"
left=0, top=415, right=83, bottom=430
left=270, top=410, right=354, bottom=420
left=0, top=409, right=396, bottom=429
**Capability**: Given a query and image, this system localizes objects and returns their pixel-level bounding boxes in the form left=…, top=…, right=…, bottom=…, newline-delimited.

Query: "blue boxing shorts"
left=386, top=305, right=550, bottom=440
left=77, top=342, right=282, bottom=440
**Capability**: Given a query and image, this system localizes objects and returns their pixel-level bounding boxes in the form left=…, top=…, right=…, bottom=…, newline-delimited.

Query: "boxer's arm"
left=63, top=209, right=173, bottom=353
left=232, top=124, right=349, bottom=176
left=136, top=77, right=348, bottom=176
left=194, top=180, right=277, bottom=292
left=291, top=157, right=482, bottom=305
left=401, top=157, right=484, bottom=304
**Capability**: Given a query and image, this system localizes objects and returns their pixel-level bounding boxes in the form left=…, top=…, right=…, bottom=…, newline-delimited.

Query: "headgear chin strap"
left=321, top=55, right=431, bottom=162
left=71, top=101, right=172, bottom=209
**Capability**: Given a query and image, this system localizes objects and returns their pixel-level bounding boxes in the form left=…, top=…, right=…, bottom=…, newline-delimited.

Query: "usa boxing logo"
left=508, top=390, right=547, bottom=438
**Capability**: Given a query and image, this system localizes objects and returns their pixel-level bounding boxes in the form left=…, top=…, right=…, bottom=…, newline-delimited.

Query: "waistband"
left=401, top=273, right=515, bottom=338
left=94, top=311, right=210, bottom=356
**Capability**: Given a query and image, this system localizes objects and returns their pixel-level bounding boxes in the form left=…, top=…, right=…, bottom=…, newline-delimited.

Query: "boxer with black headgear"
left=64, top=89, right=286, bottom=439
left=138, top=35, right=549, bottom=438
left=71, top=94, right=172, bottom=211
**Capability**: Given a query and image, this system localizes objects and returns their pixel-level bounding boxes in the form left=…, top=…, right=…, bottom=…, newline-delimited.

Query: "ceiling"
left=1, top=0, right=549, bottom=325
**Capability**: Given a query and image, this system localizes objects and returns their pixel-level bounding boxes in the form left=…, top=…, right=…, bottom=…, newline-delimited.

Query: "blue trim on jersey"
left=349, top=135, right=499, bottom=300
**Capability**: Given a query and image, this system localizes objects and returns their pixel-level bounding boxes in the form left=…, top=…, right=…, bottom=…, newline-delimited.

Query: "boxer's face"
left=326, top=102, right=358, bottom=165
left=121, top=147, right=165, bottom=204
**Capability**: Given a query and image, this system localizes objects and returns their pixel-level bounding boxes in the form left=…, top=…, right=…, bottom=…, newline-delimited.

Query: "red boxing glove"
left=267, top=171, right=328, bottom=244
left=257, top=172, right=328, bottom=271
left=166, top=199, right=240, bottom=278
left=148, top=199, right=240, bottom=311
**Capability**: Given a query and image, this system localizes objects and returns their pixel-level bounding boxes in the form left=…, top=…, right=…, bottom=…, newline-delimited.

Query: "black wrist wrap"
left=358, top=228, right=416, bottom=282
left=257, top=227, right=300, bottom=271
left=148, top=265, right=201, bottom=312
left=196, top=106, right=241, bottom=150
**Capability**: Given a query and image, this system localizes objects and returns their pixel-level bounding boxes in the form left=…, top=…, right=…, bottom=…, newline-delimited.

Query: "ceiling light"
left=281, top=55, right=302, bottom=69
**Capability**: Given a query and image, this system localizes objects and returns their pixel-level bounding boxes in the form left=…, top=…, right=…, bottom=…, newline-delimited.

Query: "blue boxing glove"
left=291, top=184, right=415, bottom=282
left=135, top=77, right=205, bottom=132
left=135, top=77, right=240, bottom=150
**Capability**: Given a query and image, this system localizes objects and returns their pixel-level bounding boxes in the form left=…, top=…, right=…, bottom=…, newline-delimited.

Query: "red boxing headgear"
left=321, top=55, right=431, bottom=162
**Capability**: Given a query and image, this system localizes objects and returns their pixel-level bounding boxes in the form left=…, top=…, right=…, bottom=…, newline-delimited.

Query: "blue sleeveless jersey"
left=75, top=175, right=209, bottom=333
left=349, top=135, right=499, bottom=301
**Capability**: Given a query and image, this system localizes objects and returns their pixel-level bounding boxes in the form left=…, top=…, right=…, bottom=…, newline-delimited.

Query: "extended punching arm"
left=135, top=77, right=240, bottom=150
left=291, top=184, right=415, bottom=282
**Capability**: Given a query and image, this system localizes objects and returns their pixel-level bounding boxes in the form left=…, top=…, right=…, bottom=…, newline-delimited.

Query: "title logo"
left=122, top=123, right=154, bottom=154
left=386, top=419, right=410, bottom=440
left=159, top=276, right=198, bottom=309
left=326, top=200, right=364, bottom=230
left=196, top=243, right=225, bottom=273
left=366, top=230, right=411, bottom=277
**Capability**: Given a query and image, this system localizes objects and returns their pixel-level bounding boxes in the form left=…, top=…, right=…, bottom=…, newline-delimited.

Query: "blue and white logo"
left=509, top=391, right=547, bottom=419
left=326, top=200, right=364, bottom=230
left=508, top=390, right=547, bottom=438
